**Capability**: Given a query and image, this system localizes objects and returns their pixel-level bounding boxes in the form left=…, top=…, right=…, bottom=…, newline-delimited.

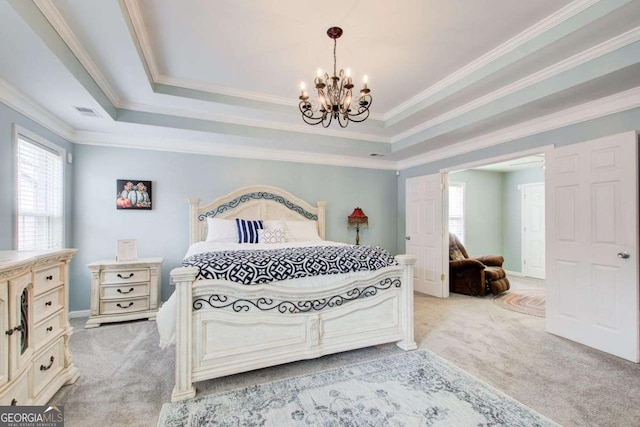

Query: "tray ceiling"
left=1, top=0, right=639, bottom=169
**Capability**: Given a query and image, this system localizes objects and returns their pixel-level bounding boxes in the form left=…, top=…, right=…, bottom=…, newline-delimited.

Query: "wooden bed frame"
left=169, top=185, right=417, bottom=402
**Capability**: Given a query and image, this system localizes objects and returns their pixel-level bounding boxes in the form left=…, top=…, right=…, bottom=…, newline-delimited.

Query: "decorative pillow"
left=285, top=220, right=321, bottom=242
left=449, top=246, right=465, bottom=261
left=205, top=218, right=238, bottom=243
left=258, top=228, right=286, bottom=244
left=235, top=219, right=263, bottom=243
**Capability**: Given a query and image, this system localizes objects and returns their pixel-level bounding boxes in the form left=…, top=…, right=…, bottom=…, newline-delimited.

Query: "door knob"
left=617, top=252, right=630, bottom=259
left=405, top=236, right=411, bottom=240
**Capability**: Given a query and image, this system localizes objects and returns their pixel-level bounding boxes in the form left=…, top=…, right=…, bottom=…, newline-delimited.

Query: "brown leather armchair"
left=449, top=233, right=510, bottom=296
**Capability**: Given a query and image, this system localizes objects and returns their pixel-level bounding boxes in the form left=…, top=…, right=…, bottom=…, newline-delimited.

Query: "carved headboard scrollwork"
left=188, top=185, right=326, bottom=245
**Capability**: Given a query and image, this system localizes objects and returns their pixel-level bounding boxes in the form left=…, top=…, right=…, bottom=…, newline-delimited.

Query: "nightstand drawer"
left=33, top=263, right=63, bottom=295
left=100, top=296, right=149, bottom=315
left=32, top=338, right=65, bottom=397
left=100, top=282, right=149, bottom=300
left=102, top=269, right=149, bottom=285
left=33, top=310, right=64, bottom=350
left=33, top=286, right=64, bottom=324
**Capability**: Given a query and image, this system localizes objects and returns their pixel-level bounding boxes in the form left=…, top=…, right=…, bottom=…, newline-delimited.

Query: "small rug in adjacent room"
left=492, top=288, right=546, bottom=317
left=158, top=350, right=557, bottom=427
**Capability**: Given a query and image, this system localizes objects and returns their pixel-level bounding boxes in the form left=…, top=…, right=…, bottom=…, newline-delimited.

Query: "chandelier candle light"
left=299, top=27, right=372, bottom=128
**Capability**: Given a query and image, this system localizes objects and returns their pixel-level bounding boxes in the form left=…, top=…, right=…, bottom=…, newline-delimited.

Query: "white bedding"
left=157, top=240, right=375, bottom=347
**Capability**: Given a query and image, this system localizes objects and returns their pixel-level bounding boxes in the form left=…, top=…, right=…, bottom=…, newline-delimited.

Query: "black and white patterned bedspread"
left=182, top=245, right=397, bottom=284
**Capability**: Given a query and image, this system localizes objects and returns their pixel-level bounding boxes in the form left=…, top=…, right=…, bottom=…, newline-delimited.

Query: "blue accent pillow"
left=235, top=219, right=263, bottom=243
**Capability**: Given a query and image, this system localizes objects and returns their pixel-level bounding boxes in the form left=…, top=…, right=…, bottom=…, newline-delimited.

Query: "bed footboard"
left=170, top=255, right=417, bottom=402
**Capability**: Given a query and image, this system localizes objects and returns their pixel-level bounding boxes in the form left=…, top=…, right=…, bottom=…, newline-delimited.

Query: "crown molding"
left=391, top=25, right=640, bottom=144
left=0, top=76, right=74, bottom=141
left=383, top=0, right=600, bottom=120
left=121, top=0, right=160, bottom=80
left=33, top=0, right=122, bottom=107
left=120, top=101, right=391, bottom=143
left=73, top=130, right=398, bottom=170
left=397, top=86, right=640, bottom=170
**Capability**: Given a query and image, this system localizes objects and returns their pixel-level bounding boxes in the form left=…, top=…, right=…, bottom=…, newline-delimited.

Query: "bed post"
left=317, top=201, right=327, bottom=240
left=170, top=266, right=199, bottom=402
left=395, top=255, right=418, bottom=351
left=188, top=198, right=201, bottom=245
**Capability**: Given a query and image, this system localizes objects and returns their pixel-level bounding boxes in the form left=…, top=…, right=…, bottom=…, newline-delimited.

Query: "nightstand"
left=85, top=258, right=163, bottom=328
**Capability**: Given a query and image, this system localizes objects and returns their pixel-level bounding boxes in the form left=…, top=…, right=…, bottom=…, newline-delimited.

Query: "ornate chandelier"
left=298, top=27, right=372, bottom=128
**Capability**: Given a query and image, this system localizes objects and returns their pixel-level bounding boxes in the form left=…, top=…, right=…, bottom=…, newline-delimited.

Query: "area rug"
left=158, top=350, right=557, bottom=426
left=492, top=288, right=546, bottom=317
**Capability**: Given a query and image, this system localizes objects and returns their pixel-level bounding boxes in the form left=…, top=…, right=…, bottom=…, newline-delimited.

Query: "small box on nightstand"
left=85, top=257, right=163, bottom=328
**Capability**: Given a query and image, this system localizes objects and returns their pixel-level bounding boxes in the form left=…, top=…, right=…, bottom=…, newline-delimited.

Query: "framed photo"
left=116, top=239, right=138, bottom=261
left=117, top=179, right=152, bottom=210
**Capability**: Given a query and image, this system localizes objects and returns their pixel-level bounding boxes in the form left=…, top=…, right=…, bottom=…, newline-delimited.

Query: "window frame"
left=13, top=125, right=66, bottom=250
left=448, top=181, right=466, bottom=245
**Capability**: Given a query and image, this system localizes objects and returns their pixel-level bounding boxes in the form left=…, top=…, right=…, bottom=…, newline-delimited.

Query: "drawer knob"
left=40, top=356, right=55, bottom=371
left=45, top=301, right=52, bottom=306
left=117, top=273, right=134, bottom=279
left=46, top=326, right=53, bottom=332
left=46, top=275, right=53, bottom=280
left=11, top=399, right=17, bottom=406
left=117, top=302, right=134, bottom=309
left=117, top=287, right=135, bottom=295
left=5, top=329, right=13, bottom=336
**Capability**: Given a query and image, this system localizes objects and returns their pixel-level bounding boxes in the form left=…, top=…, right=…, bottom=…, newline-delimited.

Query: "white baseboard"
left=505, top=270, right=525, bottom=277
left=69, top=309, right=90, bottom=319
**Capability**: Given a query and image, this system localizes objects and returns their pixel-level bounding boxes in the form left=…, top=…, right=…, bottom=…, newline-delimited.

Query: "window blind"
left=16, top=136, right=63, bottom=250
left=448, top=183, right=465, bottom=244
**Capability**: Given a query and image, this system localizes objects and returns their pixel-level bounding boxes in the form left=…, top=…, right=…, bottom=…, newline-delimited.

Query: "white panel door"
left=406, top=174, right=445, bottom=297
left=546, top=131, right=639, bottom=362
left=522, top=183, right=545, bottom=279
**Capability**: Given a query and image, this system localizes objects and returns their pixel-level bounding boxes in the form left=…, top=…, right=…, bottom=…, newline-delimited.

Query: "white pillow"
left=205, top=218, right=237, bottom=243
left=285, top=220, right=322, bottom=241
left=263, top=219, right=286, bottom=231
left=258, top=228, right=286, bottom=244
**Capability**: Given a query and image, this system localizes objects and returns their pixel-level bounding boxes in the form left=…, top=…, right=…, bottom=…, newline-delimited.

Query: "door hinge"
left=441, top=273, right=446, bottom=281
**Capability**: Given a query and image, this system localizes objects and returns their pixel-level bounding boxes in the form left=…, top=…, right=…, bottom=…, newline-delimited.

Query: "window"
left=15, top=128, right=64, bottom=250
left=448, top=182, right=465, bottom=244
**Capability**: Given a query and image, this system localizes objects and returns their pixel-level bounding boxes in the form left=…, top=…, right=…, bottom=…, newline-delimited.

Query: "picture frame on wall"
left=116, top=179, right=152, bottom=210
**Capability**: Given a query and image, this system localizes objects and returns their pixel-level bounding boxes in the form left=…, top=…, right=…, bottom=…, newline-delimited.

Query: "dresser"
left=0, top=249, right=79, bottom=406
left=85, top=258, right=163, bottom=328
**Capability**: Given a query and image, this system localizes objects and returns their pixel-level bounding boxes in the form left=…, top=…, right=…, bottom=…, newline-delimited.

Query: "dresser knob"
left=11, top=399, right=17, bottom=406
left=46, top=326, right=53, bottom=332
left=45, top=301, right=52, bottom=306
left=46, top=275, right=53, bottom=280
left=117, top=287, right=135, bottom=294
left=117, top=273, right=134, bottom=279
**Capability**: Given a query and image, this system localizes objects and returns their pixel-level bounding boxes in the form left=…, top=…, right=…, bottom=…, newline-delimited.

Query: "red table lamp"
left=348, top=207, right=368, bottom=245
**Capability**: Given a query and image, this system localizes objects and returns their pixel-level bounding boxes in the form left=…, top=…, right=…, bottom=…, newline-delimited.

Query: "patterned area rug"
left=158, top=350, right=557, bottom=426
left=492, top=288, right=546, bottom=317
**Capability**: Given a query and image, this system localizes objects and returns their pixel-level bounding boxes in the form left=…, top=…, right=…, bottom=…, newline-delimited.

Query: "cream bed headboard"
left=188, top=185, right=327, bottom=245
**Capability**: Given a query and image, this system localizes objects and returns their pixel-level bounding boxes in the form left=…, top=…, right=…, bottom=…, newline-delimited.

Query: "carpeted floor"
left=51, top=276, right=640, bottom=427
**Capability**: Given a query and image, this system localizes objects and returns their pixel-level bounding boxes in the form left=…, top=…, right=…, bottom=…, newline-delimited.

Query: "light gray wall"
left=448, top=170, right=503, bottom=257
left=501, top=168, right=544, bottom=272
left=0, top=102, right=74, bottom=251
left=70, top=144, right=398, bottom=311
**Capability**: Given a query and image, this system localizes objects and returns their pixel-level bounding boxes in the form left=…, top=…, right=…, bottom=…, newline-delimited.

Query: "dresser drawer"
left=33, top=263, right=63, bottom=295
left=33, top=286, right=64, bottom=324
left=100, top=296, right=149, bottom=315
left=101, top=269, right=149, bottom=285
left=0, top=369, right=30, bottom=406
left=32, top=338, right=64, bottom=398
left=100, top=282, right=149, bottom=300
left=33, top=310, right=64, bottom=350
